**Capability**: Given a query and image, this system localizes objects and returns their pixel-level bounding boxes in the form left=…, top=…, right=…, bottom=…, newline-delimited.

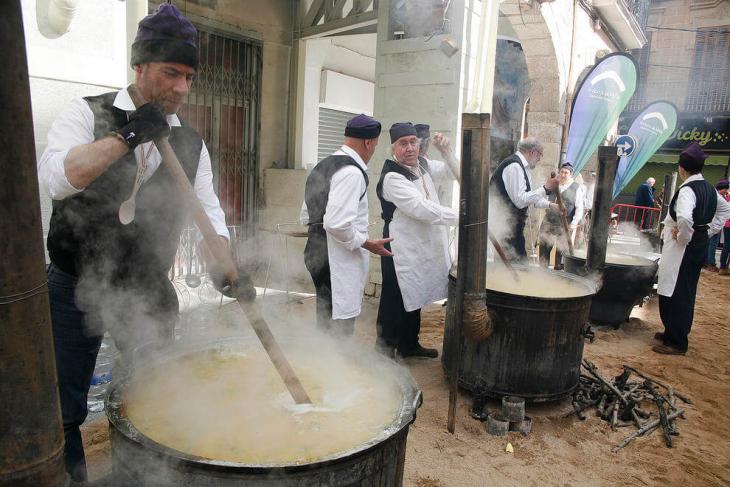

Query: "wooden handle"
left=487, top=231, right=520, bottom=281
left=126, top=85, right=312, bottom=404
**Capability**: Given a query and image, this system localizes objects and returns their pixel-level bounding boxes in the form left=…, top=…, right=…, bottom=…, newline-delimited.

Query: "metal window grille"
left=177, top=27, right=262, bottom=241
left=687, top=27, right=730, bottom=112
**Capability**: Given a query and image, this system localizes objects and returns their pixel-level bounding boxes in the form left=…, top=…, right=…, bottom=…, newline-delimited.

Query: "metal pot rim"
left=106, top=336, right=422, bottom=472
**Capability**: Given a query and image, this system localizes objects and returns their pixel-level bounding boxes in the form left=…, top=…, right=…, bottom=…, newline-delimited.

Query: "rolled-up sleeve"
left=38, top=98, right=95, bottom=200
left=193, top=143, right=230, bottom=240
left=382, top=173, right=458, bottom=225
left=323, top=167, right=368, bottom=251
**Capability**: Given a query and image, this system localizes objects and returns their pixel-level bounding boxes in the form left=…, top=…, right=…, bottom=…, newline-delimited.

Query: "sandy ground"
left=82, top=270, right=730, bottom=486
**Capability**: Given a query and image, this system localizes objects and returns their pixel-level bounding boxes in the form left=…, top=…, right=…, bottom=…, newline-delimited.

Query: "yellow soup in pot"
left=124, top=347, right=404, bottom=465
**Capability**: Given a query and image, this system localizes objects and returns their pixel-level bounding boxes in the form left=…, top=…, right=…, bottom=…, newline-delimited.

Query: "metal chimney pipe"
left=659, top=172, right=678, bottom=228
left=0, top=2, right=66, bottom=485
left=586, top=145, right=619, bottom=273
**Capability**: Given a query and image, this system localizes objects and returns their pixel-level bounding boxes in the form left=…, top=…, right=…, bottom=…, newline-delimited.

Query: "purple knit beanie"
left=131, top=2, right=199, bottom=69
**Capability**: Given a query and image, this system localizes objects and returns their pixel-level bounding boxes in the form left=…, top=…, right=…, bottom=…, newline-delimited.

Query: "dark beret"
left=131, top=3, right=199, bottom=69
left=344, top=114, right=382, bottom=139
left=678, top=142, right=707, bottom=173
left=414, top=123, right=430, bottom=139
left=716, top=179, right=729, bottom=190
left=560, top=162, right=574, bottom=172
left=389, top=122, right=418, bottom=144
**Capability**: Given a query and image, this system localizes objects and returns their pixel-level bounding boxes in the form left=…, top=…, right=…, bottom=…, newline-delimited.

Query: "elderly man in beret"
left=375, top=122, right=460, bottom=358
left=37, top=4, right=248, bottom=480
left=654, top=142, right=730, bottom=355
left=301, top=114, right=392, bottom=337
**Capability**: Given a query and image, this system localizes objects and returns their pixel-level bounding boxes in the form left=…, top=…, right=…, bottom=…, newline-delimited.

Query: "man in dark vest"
left=300, top=115, right=392, bottom=337
left=538, top=162, right=584, bottom=269
left=654, top=142, right=730, bottom=355
left=489, top=137, right=560, bottom=262
left=37, top=4, right=246, bottom=480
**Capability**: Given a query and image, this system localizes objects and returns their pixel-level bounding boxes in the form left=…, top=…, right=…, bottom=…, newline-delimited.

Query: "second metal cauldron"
left=442, top=266, right=596, bottom=402
left=563, top=253, right=658, bottom=327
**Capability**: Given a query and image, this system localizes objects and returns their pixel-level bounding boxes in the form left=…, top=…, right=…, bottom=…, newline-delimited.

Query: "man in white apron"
left=654, top=142, right=730, bottom=355
left=375, top=122, right=460, bottom=358
left=301, top=114, right=392, bottom=336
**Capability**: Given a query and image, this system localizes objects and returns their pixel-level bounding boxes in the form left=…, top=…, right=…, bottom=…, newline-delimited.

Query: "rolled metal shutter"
left=318, top=107, right=356, bottom=162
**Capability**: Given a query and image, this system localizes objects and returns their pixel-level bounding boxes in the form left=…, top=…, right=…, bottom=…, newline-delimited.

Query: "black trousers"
left=658, top=241, right=705, bottom=351
left=304, top=233, right=355, bottom=337
left=376, top=232, right=421, bottom=353
left=48, top=263, right=176, bottom=481
left=506, top=218, right=528, bottom=263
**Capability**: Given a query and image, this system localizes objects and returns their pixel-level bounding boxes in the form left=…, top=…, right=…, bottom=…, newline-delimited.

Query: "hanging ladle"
left=118, top=158, right=146, bottom=225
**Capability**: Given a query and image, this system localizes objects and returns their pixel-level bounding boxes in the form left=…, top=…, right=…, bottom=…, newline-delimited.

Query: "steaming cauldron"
left=563, top=253, right=658, bottom=327
left=106, top=337, right=421, bottom=486
left=442, top=266, right=596, bottom=402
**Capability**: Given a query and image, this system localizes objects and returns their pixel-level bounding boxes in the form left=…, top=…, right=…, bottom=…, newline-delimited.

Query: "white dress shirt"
left=38, top=89, right=229, bottom=240
left=501, top=151, right=551, bottom=210
left=300, top=145, right=370, bottom=319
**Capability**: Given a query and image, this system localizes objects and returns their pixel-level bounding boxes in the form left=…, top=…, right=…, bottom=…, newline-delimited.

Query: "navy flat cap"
left=131, top=3, right=199, bottom=69
left=414, top=123, right=430, bottom=139
left=389, top=122, right=418, bottom=143
left=679, top=141, right=707, bottom=173
left=344, top=114, right=382, bottom=139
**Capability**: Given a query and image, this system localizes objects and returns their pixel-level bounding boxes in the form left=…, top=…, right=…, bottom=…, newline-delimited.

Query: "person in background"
left=489, top=137, right=560, bottom=262
left=706, top=179, right=730, bottom=273
left=301, top=114, right=392, bottom=337
left=635, top=177, right=657, bottom=229
left=538, top=162, right=584, bottom=269
left=654, top=143, right=730, bottom=355
left=37, top=5, right=251, bottom=480
left=375, top=123, right=459, bottom=359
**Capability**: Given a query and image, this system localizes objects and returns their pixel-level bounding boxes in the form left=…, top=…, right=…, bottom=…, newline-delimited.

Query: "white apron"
left=657, top=216, right=685, bottom=297
left=389, top=172, right=454, bottom=312
left=328, top=236, right=369, bottom=320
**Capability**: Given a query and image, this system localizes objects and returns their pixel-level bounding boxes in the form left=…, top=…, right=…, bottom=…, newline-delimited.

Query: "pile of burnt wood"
left=565, top=360, right=691, bottom=452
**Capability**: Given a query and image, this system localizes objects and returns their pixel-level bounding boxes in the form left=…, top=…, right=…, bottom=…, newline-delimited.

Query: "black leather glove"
left=209, top=265, right=257, bottom=302
left=115, top=102, right=170, bottom=150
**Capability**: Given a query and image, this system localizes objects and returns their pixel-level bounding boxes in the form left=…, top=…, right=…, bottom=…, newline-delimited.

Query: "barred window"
left=687, top=27, right=730, bottom=112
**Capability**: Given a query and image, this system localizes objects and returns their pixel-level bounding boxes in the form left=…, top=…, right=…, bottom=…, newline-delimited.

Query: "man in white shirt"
left=489, top=137, right=560, bottom=262
left=654, top=142, right=730, bottom=355
left=301, top=114, right=392, bottom=336
left=375, top=123, right=460, bottom=358
left=37, top=5, right=239, bottom=481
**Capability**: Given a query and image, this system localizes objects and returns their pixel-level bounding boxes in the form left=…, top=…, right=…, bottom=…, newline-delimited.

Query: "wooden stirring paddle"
left=126, top=85, right=311, bottom=405
left=487, top=231, right=520, bottom=281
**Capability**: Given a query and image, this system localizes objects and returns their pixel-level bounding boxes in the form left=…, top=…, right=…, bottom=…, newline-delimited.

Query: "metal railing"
left=611, top=204, right=661, bottom=230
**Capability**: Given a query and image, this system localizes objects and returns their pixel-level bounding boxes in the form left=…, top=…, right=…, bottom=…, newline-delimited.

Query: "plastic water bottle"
left=86, top=335, right=117, bottom=413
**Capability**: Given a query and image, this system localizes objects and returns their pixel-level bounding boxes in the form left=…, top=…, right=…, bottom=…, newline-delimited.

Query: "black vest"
left=304, top=155, right=368, bottom=237
left=376, top=157, right=431, bottom=224
left=544, top=181, right=580, bottom=227
left=490, top=154, right=530, bottom=228
left=669, top=179, right=717, bottom=246
left=46, top=92, right=203, bottom=283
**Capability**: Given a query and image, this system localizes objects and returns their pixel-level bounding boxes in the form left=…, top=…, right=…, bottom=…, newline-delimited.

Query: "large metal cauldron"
left=442, top=266, right=596, bottom=402
left=106, top=337, right=421, bottom=486
left=563, top=254, right=658, bottom=327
